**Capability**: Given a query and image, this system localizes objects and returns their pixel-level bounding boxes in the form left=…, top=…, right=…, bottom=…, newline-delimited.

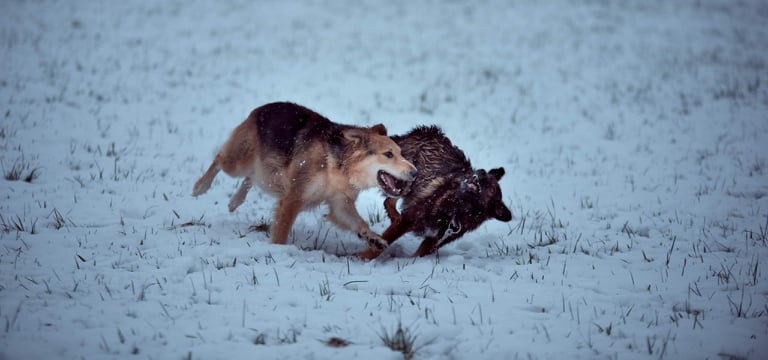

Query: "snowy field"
left=2, top=0, right=768, bottom=359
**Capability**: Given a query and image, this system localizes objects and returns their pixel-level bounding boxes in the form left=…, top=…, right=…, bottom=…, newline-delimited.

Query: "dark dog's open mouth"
left=377, top=170, right=408, bottom=197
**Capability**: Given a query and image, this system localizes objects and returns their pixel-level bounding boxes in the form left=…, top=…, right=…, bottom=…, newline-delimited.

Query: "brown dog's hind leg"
left=228, top=177, right=252, bottom=212
left=193, top=160, right=220, bottom=196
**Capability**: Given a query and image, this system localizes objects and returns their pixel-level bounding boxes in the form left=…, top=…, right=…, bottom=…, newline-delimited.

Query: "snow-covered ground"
left=2, top=0, right=767, bottom=358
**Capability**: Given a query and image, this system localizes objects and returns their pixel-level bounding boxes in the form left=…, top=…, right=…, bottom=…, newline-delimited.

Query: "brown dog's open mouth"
left=377, top=170, right=408, bottom=197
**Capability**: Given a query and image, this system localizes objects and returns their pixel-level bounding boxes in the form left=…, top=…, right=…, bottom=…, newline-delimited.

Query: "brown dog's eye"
left=383, top=150, right=394, bottom=159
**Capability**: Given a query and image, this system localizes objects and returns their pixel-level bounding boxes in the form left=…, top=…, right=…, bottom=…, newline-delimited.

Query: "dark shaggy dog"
left=359, top=125, right=512, bottom=259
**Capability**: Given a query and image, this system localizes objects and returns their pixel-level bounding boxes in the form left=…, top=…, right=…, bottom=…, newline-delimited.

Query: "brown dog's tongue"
left=382, top=173, right=397, bottom=192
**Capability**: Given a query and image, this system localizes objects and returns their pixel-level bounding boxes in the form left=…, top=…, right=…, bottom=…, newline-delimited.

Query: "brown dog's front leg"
left=327, top=195, right=388, bottom=250
left=381, top=219, right=410, bottom=243
left=357, top=212, right=412, bottom=260
left=358, top=224, right=411, bottom=260
left=271, top=195, right=302, bottom=245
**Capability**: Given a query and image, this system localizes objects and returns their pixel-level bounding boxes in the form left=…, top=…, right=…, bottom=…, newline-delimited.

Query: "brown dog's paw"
left=228, top=198, right=243, bottom=212
left=192, top=179, right=210, bottom=197
left=368, top=236, right=388, bottom=250
left=356, top=248, right=383, bottom=260
left=358, top=231, right=388, bottom=250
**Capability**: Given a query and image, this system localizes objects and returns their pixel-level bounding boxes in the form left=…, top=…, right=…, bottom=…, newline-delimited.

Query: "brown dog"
left=359, top=125, right=511, bottom=258
left=193, top=102, right=417, bottom=250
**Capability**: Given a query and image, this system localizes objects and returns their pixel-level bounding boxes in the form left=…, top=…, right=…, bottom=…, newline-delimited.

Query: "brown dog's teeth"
left=378, top=171, right=399, bottom=196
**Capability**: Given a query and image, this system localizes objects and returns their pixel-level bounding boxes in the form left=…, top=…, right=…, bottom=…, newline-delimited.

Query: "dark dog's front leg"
left=383, top=197, right=401, bottom=223
left=413, top=237, right=439, bottom=257
left=381, top=217, right=410, bottom=243
left=414, top=220, right=464, bottom=257
left=377, top=198, right=410, bottom=251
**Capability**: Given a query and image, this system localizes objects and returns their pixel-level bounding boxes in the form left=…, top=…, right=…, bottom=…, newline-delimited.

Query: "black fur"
left=380, top=125, right=512, bottom=257
left=254, top=102, right=345, bottom=164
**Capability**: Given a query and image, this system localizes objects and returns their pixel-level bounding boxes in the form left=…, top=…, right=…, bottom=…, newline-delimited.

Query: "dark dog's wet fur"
left=359, top=125, right=512, bottom=259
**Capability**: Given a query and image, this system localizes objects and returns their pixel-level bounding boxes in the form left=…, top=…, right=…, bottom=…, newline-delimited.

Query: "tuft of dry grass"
left=3, top=157, right=40, bottom=183
left=378, top=321, right=433, bottom=360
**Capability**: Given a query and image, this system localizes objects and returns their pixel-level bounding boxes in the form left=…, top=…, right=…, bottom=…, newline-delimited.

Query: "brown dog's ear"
left=343, top=128, right=368, bottom=144
left=489, top=167, right=505, bottom=181
left=370, top=124, right=387, bottom=136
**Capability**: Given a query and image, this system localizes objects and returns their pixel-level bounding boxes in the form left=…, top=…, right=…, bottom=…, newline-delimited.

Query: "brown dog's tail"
left=192, top=159, right=221, bottom=196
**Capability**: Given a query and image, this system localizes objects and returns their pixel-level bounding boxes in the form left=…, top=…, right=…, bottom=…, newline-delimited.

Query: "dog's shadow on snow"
left=286, top=225, right=423, bottom=261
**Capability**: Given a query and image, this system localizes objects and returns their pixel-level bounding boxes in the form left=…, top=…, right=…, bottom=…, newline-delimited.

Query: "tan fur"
left=193, top=103, right=416, bottom=250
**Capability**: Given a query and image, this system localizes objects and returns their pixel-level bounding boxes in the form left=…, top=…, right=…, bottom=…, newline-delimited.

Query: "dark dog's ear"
left=343, top=128, right=368, bottom=144
left=491, top=202, right=512, bottom=222
left=370, top=124, right=387, bottom=136
left=489, top=167, right=505, bottom=181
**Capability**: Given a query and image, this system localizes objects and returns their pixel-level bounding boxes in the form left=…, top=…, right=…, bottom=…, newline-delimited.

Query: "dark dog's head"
left=460, top=167, right=512, bottom=222
left=428, top=167, right=512, bottom=253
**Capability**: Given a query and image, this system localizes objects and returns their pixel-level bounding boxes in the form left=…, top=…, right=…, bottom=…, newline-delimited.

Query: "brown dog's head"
left=344, top=124, right=417, bottom=196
